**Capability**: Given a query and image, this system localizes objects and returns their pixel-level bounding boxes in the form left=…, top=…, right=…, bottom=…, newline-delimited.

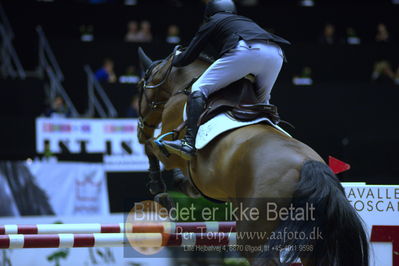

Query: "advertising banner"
left=36, top=118, right=152, bottom=171
left=344, top=183, right=399, bottom=266
left=0, top=161, right=109, bottom=216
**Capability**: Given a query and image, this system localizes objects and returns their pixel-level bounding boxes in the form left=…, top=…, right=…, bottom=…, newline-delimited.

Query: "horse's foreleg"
left=146, top=154, right=166, bottom=195
left=144, top=143, right=174, bottom=210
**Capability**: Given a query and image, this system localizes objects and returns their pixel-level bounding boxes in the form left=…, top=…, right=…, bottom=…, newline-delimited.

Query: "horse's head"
left=137, top=47, right=209, bottom=146
left=136, top=47, right=175, bottom=144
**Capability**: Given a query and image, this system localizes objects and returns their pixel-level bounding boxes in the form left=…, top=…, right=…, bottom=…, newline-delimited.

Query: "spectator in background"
left=44, top=95, right=71, bottom=118
left=319, top=23, right=337, bottom=45
left=375, top=23, right=390, bottom=42
left=80, top=25, right=94, bottom=42
left=95, top=58, right=117, bottom=83
left=293, top=66, right=313, bottom=86
left=125, top=21, right=140, bottom=42
left=371, top=60, right=395, bottom=83
left=345, top=27, right=361, bottom=45
left=166, top=25, right=181, bottom=44
left=119, top=65, right=140, bottom=84
left=126, top=95, right=140, bottom=118
left=137, top=21, right=153, bottom=42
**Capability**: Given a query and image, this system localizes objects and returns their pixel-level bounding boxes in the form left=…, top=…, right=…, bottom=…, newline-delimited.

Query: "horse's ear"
left=138, top=47, right=153, bottom=73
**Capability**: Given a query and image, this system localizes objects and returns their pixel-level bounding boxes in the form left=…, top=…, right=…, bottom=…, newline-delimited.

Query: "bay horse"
left=136, top=47, right=369, bottom=266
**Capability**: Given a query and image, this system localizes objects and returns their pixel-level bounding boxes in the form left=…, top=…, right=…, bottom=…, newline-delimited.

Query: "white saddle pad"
left=182, top=104, right=292, bottom=150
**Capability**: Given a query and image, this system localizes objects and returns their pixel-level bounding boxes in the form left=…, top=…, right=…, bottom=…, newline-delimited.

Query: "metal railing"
left=84, top=65, right=118, bottom=118
left=0, top=3, right=13, bottom=38
left=36, top=26, right=78, bottom=117
left=36, top=26, right=63, bottom=81
left=0, top=3, right=26, bottom=79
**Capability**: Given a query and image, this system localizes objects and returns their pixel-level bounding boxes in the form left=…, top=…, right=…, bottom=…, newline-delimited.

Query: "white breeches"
left=192, top=39, right=284, bottom=104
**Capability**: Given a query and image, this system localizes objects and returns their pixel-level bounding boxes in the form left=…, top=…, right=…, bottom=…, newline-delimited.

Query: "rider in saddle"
left=162, top=0, right=290, bottom=160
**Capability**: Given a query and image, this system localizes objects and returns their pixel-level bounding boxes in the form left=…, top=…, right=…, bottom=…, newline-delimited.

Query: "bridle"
left=137, top=46, right=192, bottom=141
left=138, top=56, right=174, bottom=131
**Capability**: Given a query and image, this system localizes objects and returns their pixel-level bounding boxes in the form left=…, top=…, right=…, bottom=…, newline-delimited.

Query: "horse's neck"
left=163, top=61, right=208, bottom=130
left=170, top=60, right=208, bottom=95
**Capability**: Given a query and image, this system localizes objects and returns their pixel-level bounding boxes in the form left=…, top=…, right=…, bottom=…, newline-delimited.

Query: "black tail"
left=263, top=160, right=369, bottom=265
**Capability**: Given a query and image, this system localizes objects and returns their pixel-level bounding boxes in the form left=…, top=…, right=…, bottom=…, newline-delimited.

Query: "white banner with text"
left=36, top=118, right=152, bottom=171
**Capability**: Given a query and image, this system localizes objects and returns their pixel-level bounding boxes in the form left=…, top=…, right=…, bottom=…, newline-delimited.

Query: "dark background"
left=0, top=0, right=398, bottom=194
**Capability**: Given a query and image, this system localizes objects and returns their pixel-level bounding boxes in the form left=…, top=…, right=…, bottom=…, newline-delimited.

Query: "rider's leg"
left=192, top=40, right=283, bottom=104
left=162, top=90, right=207, bottom=160
left=251, top=42, right=284, bottom=104
left=189, top=40, right=260, bottom=98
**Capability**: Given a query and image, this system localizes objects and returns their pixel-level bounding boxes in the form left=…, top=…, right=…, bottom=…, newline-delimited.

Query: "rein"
left=137, top=46, right=193, bottom=139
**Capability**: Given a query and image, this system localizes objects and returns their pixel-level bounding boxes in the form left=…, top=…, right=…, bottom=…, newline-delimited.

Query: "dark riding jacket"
left=173, top=12, right=291, bottom=67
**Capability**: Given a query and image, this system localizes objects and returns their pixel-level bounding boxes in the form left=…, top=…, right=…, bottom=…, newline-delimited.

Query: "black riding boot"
left=163, top=91, right=206, bottom=160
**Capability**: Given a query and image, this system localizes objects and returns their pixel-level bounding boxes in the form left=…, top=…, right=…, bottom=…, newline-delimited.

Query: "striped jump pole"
left=0, top=221, right=236, bottom=235
left=0, top=232, right=237, bottom=249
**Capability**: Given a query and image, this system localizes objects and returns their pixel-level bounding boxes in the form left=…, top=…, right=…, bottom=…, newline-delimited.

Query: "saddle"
left=198, top=77, right=281, bottom=126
